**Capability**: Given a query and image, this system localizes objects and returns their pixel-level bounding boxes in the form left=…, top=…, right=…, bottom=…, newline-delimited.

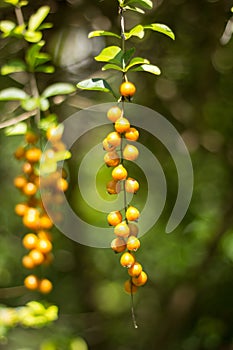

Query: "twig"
left=0, top=110, right=37, bottom=129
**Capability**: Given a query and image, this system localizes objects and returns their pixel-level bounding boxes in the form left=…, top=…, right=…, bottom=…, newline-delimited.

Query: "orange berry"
left=37, top=239, right=52, bottom=254
left=111, top=237, right=126, bottom=253
left=120, top=252, right=135, bottom=268
left=107, top=210, right=122, bottom=226
left=124, top=280, right=137, bottom=294
left=24, top=274, right=39, bottom=290
left=126, top=206, right=140, bottom=221
left=128, top=262, right=143, bottom=277
left=46, top=125, right=63, bottom=143
left=14, top=175, right=27, bottom=189
left=14, top=146, right=25, bottom=160
left=102, top=138, right=115, bottom=151
left=22, top=162, right=33, bottom=175
left=22, top=255, right=35, bottom=269
left=14, top=203, right=29, bottom=216
left=126, top=236, right=140, bottom=251
left=22, top=233, right=38, bottom=250
left=23, top=209, right=40, bottom=230
left=114, top=221, right=130, bottom=238
left=107, top=106, right=122, bottom=122
left=125, top=127, right=139, bottom=142
left=23, top=182, right=37, bottom=196
left=112, top=164, right=127, bottom=181
left=128, top=223, right=139, bottom=237
left=29, top=249, right=44, bottom=265
left=104, top=151, right=120, bottom=167
left=37, top=230, right=52, bottom=241
left=39, top=278, right=53, bottom=294
left=114, top=117, right=130, bottom=134
left=125, top=177, right=139, bottom=193
left=119, top=81, right=136, bottom=98
left=25, top=148, right=42, bottom=163
left=123, top=144, right=139, bottom=161
left=106, top=132, right=121, bottom=147
left=39, top=215, right=53, bottom=230
left=25, top=131, right=38, bottom=144
left=56, top=178, right=68, bottom=192
left=132, top=271, right=148, bottom=286
left=106, top=179, right=121, bottom=194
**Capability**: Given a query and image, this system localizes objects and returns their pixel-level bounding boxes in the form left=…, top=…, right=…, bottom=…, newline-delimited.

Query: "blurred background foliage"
left=0, top=0, right=233, bottom=349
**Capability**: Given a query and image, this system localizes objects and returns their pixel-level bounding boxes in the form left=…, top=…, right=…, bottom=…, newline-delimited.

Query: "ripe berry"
left=15, top=203, right=29, bottom=216
left=106, top=179, right=121, bottom=194
left=107, top=210, right=122, bottom=226
left=104, top=151, right=120, bottom=167
left=120, top=252, right=135, bottom=268
left=111, top=237, right=126, bottom=253
left=114, top=221, right=130, bottom=237
left=46, top=125, right=63, bottom=143
left=22, top=255, right=35, bottom=269
left=107, top=106, right=122, bottom=122
left=39, top=215, right=53, bottom=230
left=112, top=164, right=127, bottom=181
left=120, top=81, right=136, bottom=98
left=24, top=274, right=39, bottom=290
left=22, top=162, right=33, bottom=175
left=128, top=262, right=142, bottom=277
left=22, top=233, right=38, bottom=250
left=38, top=230, right=52, bottom=241
left=14, top=175, right=27, bottom=189
left=124, top=280, right=137, bottom=294
left=103, top=138, right=115, bottom=151
left=132, top=271, right=148, bottom=286
left=125, top=178, right=139, bottom=193
left=39, top=278, right=53, bottom=294
left=114, top=118, right=130, bottom=134
left=126, top=236, right=140, bottom=251
left=25, top=148, right=42, bottom=163
left=23, top=182, right=37, bottom=196
left=25, top=131, right=38, bottom=144
left=107, top=132, right=121, bottom=147
left=37, top=239, right=52, bottom=254
left=56, top=178, right=68, bottom=192
left=126, top=206, right=140, bottom=221
left=123, top=144, right=139, bottom=161
left=29, top=249, right=44, bottom=265
left=125, top=127, right=139, bottom=141
left=23, top=208, right=40, bottom=230
left=14, top=146, right=25, bottom=160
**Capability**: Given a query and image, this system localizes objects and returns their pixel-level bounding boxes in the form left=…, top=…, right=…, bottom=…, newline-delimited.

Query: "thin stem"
left=15, top=6, right=25, bottom=27
left=119, top=6, right=127, bottom=80
left=0, top=110, right=37, bottom=129
left=130, top=282, right=138, bottom=329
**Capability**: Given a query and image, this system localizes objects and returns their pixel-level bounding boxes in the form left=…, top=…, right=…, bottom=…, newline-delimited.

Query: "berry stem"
left=130, top=281, right=138, bottom=329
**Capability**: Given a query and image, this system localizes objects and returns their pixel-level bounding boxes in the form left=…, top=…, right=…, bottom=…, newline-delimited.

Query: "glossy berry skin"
left=120, top=81, right=136, bottom=98
left=125, top=178, right=139, bottom=193
left=25, top=148, right=42, bottom=163
left=126, top=206, right=140, bottom=221
left=126, top=236, right=140, bottom=251
left=107, top=132, right=121, bottom=147
left=15, top=203, right=29, bottom=216
left=107, top=211, right=122, bottom=226
left=39, top=279, right=53, bottom=294
left=107, top=106, right=122, bottom=122
left=124, top=280, right=137, bottom=294
left=56, top=178, right=68, bottom=192
left=106, top=179, right=121, bottom=195
left=123, top=144, right=139, bottom=161
left=46, top=125, right=63, bottom=143
left=22, top=255, right=35, bottom=269
left=14, top=176, right=27, bottom=189
left=103, top=138, right=115, bottom=151
left=125, top=127, right=139, bottom=141
left=120, top=252, right=135, bottom=268
left=112, top=164, right=128, bottom=181
left=24, top=274, right=39, bottom=290
left=114, top=221, right=130, bottom=238
left=111, top=237, right=126, bottom=253
left=37, top=239, right=52, bottom=254
left=114, top=118, right=130, bottom=134
left=132, top=271, right=148, bottom=286
left=128, top=262, right=143, bottom=277
left=104, top=151, right=120, bottom=167
left=22, top=233, right=38, bottom=250
left=29, top=249, right=44, bottom=265
left=23, top=182, right=37, bottom=196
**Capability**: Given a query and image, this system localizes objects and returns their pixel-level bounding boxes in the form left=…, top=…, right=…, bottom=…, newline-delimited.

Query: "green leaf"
left=38, top=114, right=58, bottom=131
left=131, top=63, right=161, bottom=75
left=4, top=0, right=19, bottom=5
left=102, top=63, right=123, bottom=72
left=124, top=5, right=145, bottom=14
left=53, top=150, right=71, bottom=162
left=77, top=78, right=115, bottom=96
left=39, top=161, right=57, bottom=175
left=24, top=30, right=42, bottom=43
left=25, top=41, right=45, bottom=69
left=94, top=46, right=123, bottom=65
left=88, top=30, right=121, bottom=39
left=125, top=24, right=145, bottom=40
left=125, top=0, right=153, bottom=10
left=39, top=98, right=50, bottom=111
left=42, top=83, right=76, bottom=98
left=37, top=22, right=53, bottom=30
left=1, top=60, right=26, bottom=75
left=0, top=20, right=16, bottom=34
left=144, top=23, right=175, bottom=40
left=19, top=1, right=28, bottom=7
left=28, top=6, right=50, bottom=31
left=34, top=52, right=51, bottom=67
left=35, top=65, right=55, bottom=73
left=0, top=88, right=29, bottom=100
left=5, top=122, right=27, bottom=136
left=123, top=47, right=135, bottom=65
left=21, top=97, right=39, bottom=111
left=125, top=57, right=150, bottom=71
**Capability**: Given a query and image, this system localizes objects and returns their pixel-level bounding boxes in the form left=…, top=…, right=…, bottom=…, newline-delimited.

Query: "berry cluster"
left=104, top=82, right=147, bottom=296
left=14, top=125, right=69, bottom=294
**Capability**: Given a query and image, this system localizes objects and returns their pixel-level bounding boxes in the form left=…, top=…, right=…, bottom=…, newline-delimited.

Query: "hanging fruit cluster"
left=13, top=123, right=69, bottom=294
left=104, top=82, right=148, bottom=296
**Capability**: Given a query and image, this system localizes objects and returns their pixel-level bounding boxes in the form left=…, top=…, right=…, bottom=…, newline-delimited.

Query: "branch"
left=0, top=110, right=37, bottom=129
